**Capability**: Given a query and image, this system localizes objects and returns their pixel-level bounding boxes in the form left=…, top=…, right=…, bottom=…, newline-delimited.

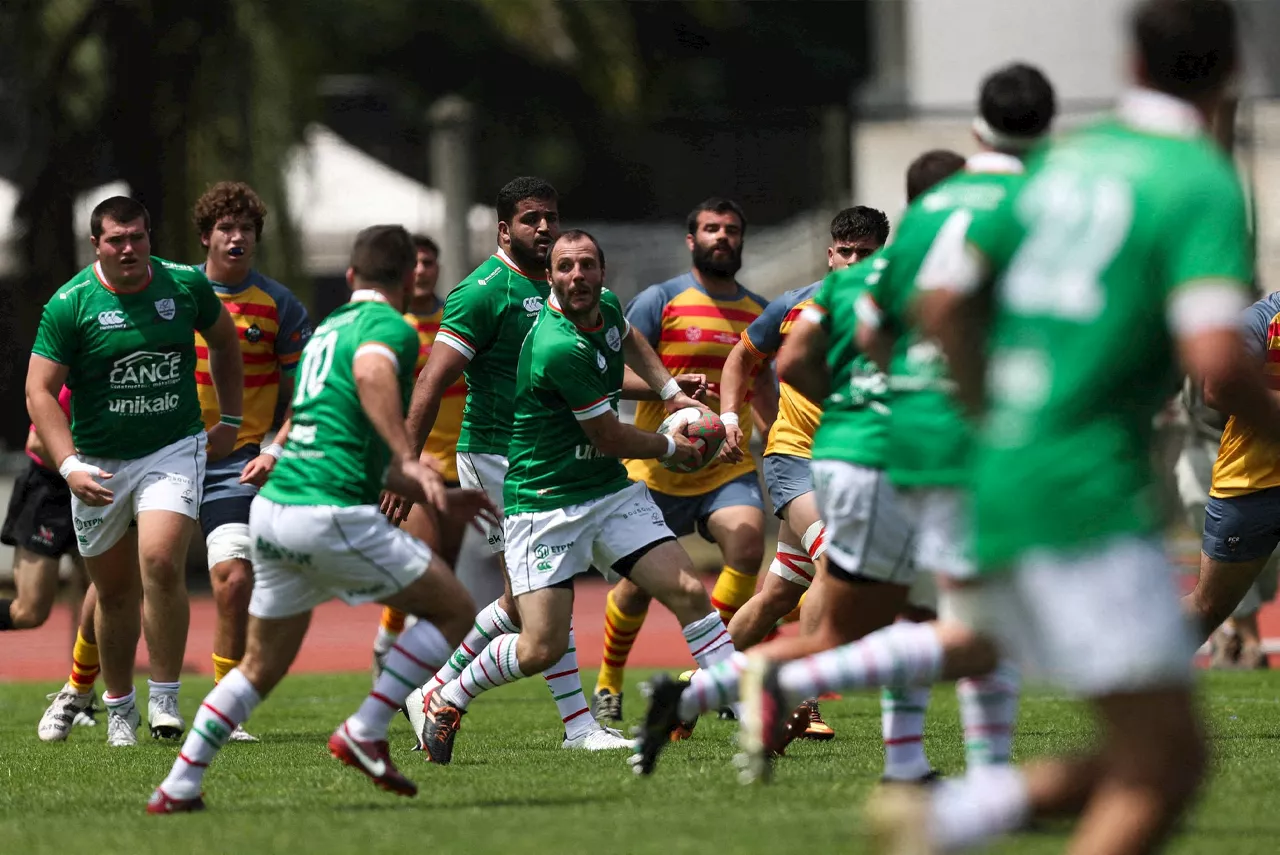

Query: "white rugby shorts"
left=897, top=487, right=975, bottom=580
left=248, top=497, right=433, bottom=619
left=457, top=452, right=508, bottom=553
left=811, top=459, right=916, bottom=585
left=71, top=433, right=206, bottom=557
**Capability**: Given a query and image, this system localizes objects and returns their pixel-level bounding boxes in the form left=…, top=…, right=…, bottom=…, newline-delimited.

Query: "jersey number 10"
left=292, top=330, right=339, bottom=406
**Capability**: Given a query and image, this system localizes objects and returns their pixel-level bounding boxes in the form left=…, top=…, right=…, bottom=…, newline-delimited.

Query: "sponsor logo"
left=32, top=526, right=55, bottom=547
left=74, top=517, right=103, bottom=532
left=154, top=298, right=176, bottom=321
left=533, top=541, right=574, bottom=560
left=574, top=444, right=605, bottom=461
left=596, top=350, right=606, bottom=371
left=181, top=487, right=194, bottom=506
left=478, top=268, right=502, bottom=286
left=536, top=560, right=553, bottom=572
left=288, top=423, right=318, bottom=444
left=109, top=351, right=183, bottom=389
left=605, top=327, right=621, bottom=352
left=77, top=534, right=88, bottom=544
left=343, top=583, right=388, bottom=598
left=340, top=731, right=387, bottom=776
left=98, top=310, right=127, bottom=329
left=245, top=323, right=263, bottom=343
left=523, top=295, right=544, bottom=314
left=1227, top=535, right=1241, bottom=553
left=487, top=532, right=502, bottom=546
left=254, top=535, right=312, bottom=566
left=108, top=393, right=181, bottom=416
left=684, top=326, right=702, bottom=343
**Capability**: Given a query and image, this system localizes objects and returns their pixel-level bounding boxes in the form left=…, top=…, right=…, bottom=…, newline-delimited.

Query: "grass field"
left=3, top=669, right=1280, bottom=854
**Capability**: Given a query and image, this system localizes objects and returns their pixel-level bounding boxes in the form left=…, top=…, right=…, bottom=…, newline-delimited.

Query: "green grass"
left=3, top=670, right=1280, bottom=854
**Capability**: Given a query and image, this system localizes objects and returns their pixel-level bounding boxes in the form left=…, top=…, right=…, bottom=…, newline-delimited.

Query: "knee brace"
left=206, top=523, right=251, bottom=570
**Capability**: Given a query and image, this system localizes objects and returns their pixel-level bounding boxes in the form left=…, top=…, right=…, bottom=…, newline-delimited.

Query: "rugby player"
left=147, top=225, right=495, bottom=813
left=27, top=196, right=244, bottom=746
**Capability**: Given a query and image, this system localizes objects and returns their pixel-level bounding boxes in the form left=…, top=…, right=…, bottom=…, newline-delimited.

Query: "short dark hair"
left=350, top=225, right=416, bottom=287
left=551, top=229, right=606, bottom=267
left=193, top=181, right=267, bottom=239
left=906, top=150, right=966, bottom=203
left=412, top=234, right=440, bottom=257
left=496, top=177, right=558, bottom=224
left=979, top=63, right=1056, bottom=140
left=686, top=197, right=747, bottom=237
left=1132, top=0, right=1237, bottom=100
left=91, top=196, right=150, bottom=238
left=830, top=206, right=890, bottom=247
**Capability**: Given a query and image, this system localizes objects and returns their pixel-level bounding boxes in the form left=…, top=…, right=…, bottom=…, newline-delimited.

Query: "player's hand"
left=385, top=455, right=448, bottom=517
left=444, top=488, right=501, bottom=535
left=664, top=392, right=712, bottom=415
left=719, top=420, right=745, bottom=464
left=676, top=373, right=708, bottom=401
left=380, top=490, right=414, bottom=525
left=206, top=422, right=238, bottom=463
left=67, top=468, right=114, bottom=507
left=668, top=432, right=703, bottom=469
left=239, top=453, right=276, bottom=487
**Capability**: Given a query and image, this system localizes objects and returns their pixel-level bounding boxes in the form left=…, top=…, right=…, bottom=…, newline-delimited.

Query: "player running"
left=147, top=225, right=496, bottom=813
left=592, top=197, right=777, bottom=724
left=192, top=182, right=312, bottom=742
left=420, top=231, right=736, bottom=764
left=27, top=196, right=244, bottom=747
left=862, top=3, right=1268, bottom=851
left=716, top=205, right=890, bottom=741
left=394, top=177, right=623, bottom=749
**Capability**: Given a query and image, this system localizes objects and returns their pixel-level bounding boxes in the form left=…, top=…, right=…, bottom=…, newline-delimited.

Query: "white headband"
left=973, top=116, right=1043, bottom=152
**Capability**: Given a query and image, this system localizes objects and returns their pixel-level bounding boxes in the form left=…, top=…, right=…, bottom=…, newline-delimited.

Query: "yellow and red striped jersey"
left=406, top=299, right=468, bottom=483
left=194, top=267, right=311, bottom=451
left=1212, top=293, right=1280, bottom=497
left=741, top=281, right=823, bottom=459
left=624, top=272, right=768, bottom=496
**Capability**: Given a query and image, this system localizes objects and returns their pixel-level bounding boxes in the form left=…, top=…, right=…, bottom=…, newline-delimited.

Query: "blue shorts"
left=762, top=453, right=812, bottom=519
left=200, top=445, right=261, bottom=535
left=649, top=471, right=764, bottom=541
left=1202, top=487, right=1280, bottom=563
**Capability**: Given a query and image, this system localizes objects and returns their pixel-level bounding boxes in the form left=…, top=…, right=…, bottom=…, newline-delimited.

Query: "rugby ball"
left=658, top=406, right=726, bottom=473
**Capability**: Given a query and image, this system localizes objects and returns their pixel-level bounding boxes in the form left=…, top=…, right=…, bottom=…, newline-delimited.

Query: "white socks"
left=159, top=669, right=261, bottom=799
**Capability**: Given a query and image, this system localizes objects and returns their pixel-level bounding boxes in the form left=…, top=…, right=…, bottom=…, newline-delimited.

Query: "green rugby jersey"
left=261, top=294, right=420, bottom=507
left=504, top=289, right=631, bottom=514
left=31, top=258, right=223, bottom=459
left=436, top=250, right=550, bottom=455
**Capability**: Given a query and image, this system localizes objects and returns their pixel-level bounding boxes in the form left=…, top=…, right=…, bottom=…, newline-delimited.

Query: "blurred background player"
left=592, top=197, right=777, bottom=723
left=27, top=196, right=243, bottom=747
left=717, top=205, right=890, bottom=741
left=192, top=182, right=312, bottom=741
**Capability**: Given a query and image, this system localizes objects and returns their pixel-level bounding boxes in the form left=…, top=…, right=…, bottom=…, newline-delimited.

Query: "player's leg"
left=2, top=548, right=60, bottom=630
left=727, top=517, right=807, bottom=649
left=703, top=474, right=768, bottom=628
left=38, top=580, right=104, bottom=741
left=202, top=486, right=260, bottom=740
left=1183, top=489, right=1278, bottom=643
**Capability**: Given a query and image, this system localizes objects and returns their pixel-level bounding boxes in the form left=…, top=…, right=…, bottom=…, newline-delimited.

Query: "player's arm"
left=718, top=340, right=763, bottom=463
left=619, top=322, right=705, bottom=411
left=354, top=343, right=447, bottom=513
left=577, top=410, right=700, bottom=468
left=407, top=283, right=489, bottom=451
left=775, top=310, right=830, bottom=404
left=1182, top=290, right=1280, bottom=435
left=749, top=363, right=778, bottom=441
left=201, top=305, right=246, bottom=462
left=406, top=344, right=469, bottom=452
left=855, top=293, right=898, bottom=372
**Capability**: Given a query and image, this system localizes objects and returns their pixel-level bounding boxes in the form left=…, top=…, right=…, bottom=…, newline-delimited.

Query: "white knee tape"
left=207, top=523, right=252, bottom=569
left=801, top=520, right=828, bottom=561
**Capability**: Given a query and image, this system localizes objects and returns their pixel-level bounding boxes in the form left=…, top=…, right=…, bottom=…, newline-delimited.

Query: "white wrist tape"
left=261, top=443, right=284, bottom=461
left=720, top=412, right=740, bottom=428
left=659, top=378, right=681, bottom=401
left=58, top=455, right=99, bottom=480
left=660, top=434, right=677, bottom=460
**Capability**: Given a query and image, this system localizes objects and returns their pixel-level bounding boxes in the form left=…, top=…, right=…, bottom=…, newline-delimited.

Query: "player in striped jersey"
left=193, top=183, right=311, bottom=740
left=592, top=197, right=777, bottom=723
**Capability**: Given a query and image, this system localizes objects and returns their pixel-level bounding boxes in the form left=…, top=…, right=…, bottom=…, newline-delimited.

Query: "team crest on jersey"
left=605, top=327, right=621, bottom=352
left=596, top=350, right=606, bottom=371
left=154, top=298, right=176, bottom=321
left=685, top=326, right=702, bottom=343
left=245, top=324, right=263, bottom=343
left=523, top=296, right=544, bottom=314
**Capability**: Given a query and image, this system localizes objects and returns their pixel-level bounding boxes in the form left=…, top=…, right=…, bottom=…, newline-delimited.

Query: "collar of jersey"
left=681, top=270, right=748, bottom=303
left=548, top=291, right=604, bottom=331
left=965, top=151, right=1025, bottom=175
left=1117, top=88, right=1204, bottom=138
left=196, top=261, right=259, bottom=295
left=94, top=260, right=153, bottom=294
left=494, top=247, right=536, bottom=279
left=350, top=289, right=390, bottom=304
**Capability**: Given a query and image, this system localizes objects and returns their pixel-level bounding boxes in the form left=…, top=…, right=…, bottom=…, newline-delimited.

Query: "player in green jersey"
left=148, top=225, right=498, bottom=813
left=866, top=3, right=1280, bottom=852
left=632, top=152, right=966, bottom=779
left=26, top=196, right=245, bottom=747
left=419, top=230, right=737, bottom=769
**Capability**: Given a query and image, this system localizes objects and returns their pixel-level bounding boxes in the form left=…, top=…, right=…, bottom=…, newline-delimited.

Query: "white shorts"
left=504, top=481, right=675, bottom=597
left=811, top=459, right=915, bottom=585
left=898, top=487, right=974, bottom=580
left=457, top=452, right=508, bottom=553
left=248, top=497, right=434, bottom=619
left=72, top=433, right=207, bottom=558
left=940, top=536, right=1195, bottom=697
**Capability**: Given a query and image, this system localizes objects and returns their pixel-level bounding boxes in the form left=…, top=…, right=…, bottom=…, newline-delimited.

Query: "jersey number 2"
left=292, top=330, right=338, bottom=405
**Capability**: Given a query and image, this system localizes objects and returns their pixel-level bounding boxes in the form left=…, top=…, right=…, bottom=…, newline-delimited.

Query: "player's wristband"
left=720, top=412, right=740, bottom=429
left=219, top=414, right=243, bottom=429
left=58, top=455, right=99, bottom=480
left=659, top=434, right=677, bottom=461
left=659, top=378, right=681, bottom=401
left=261, top=443, right=283, bottom=461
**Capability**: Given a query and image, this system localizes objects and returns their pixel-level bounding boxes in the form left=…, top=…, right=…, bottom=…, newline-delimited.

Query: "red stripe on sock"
left=461, top=641, right=476, bottom=656
left=179, top=752, right=209, bottom=768
left=884, top=735, right=923, bottom=746
left=562, top=707, right=590, bottom=724
left=603, top=615, right=642, bottom=639
left=391, top=642, right=431, bottom=671
left=201, top=703, right=235, bottom=729
left=544, top=669, right=577, bottom=681
left=459, top=684, right=476, bottom=699
left=602, top=655, right=627, bottom=668
left=476, top=652, right=496, bottom=686
left=691, top=629, right=730, bottom=658
left=72, top=657, right=97, bottom=671
left=370, top=691, right=399, bottom=710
